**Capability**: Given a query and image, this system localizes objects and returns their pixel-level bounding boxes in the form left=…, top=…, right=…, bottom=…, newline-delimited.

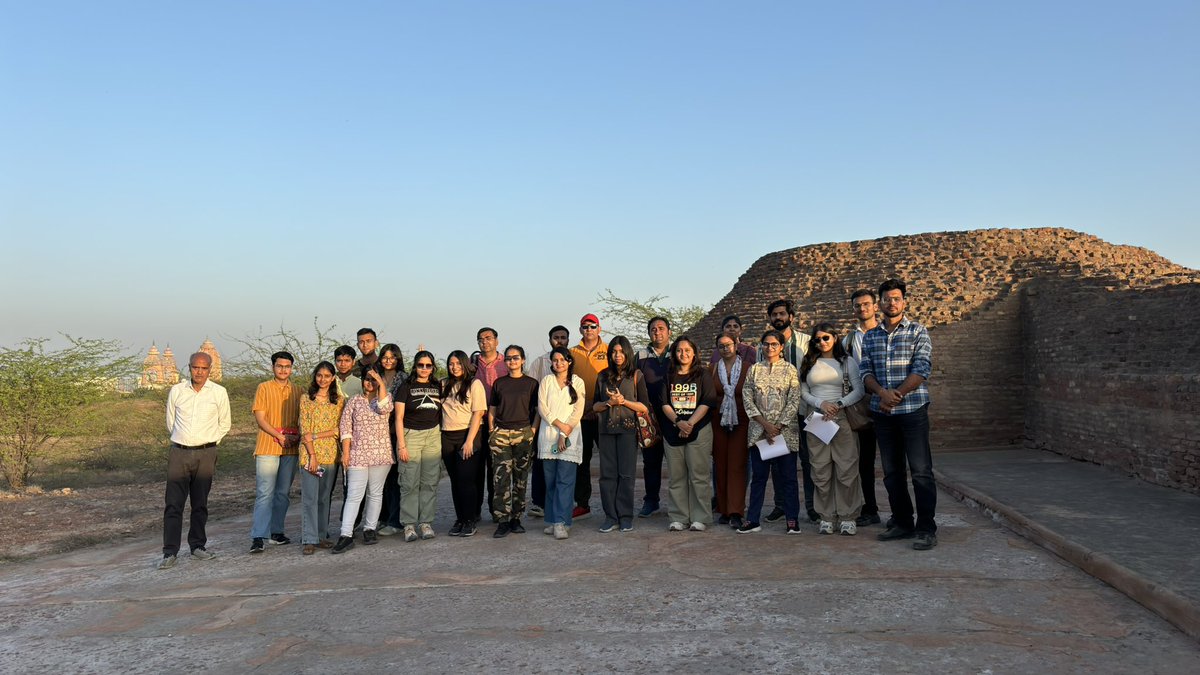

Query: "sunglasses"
left=816, top=335, right=835, bottom=343
left=580, top=324, right=599, bottom=330
left=504, top=355, right=523, bottom=362
left=416, top=363, right=434, bottom=369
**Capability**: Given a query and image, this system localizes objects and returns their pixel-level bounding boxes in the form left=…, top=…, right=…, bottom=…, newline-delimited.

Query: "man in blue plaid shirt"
left=860, top=279, right=938, bottom=551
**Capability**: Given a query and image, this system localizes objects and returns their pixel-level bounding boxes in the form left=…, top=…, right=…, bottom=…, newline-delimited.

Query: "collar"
left=882, top=316, right=911, bottom=334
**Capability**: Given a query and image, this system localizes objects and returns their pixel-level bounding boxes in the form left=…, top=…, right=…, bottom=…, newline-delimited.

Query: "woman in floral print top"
left=330, top=364, right=394, bottom=554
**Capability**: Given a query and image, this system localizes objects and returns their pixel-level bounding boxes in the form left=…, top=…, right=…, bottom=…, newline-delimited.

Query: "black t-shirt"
left=396, top=380, right=442, bottom=431
left=489, top=375, right=539, bottom=430
left=659, top=369, right=717, bottom=446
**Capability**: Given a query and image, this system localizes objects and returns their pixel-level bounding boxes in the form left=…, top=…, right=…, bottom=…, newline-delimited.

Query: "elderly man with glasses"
left=568, top=313, right=608, bottom=520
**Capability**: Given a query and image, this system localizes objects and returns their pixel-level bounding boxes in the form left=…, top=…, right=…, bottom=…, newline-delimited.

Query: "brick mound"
left=689, top=227, right=1199, bottom=340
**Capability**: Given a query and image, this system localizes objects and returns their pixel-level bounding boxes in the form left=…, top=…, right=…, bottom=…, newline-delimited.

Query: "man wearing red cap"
left=569, top=313, right=608, bottom=519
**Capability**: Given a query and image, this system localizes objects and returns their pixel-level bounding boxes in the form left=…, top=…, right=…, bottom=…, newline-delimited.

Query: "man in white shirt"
left=844, top=289, right=882, bottom=526
left=159, top=352, right=231, bottom=570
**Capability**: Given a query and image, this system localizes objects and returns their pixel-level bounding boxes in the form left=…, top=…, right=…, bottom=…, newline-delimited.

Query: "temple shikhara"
left=138, top=339, right=222, bottom=388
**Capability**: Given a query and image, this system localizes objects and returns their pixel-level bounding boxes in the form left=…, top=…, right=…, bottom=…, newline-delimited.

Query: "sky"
left=2, top=1, right=1197, bottom=367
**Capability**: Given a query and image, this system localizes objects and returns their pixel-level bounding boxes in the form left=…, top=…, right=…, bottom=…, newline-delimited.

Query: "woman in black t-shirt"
left=659, top=336, right=718, bottom=532
left=487, top=345, right=540, bottom=538
left=394, top=350, right=442, bottom=542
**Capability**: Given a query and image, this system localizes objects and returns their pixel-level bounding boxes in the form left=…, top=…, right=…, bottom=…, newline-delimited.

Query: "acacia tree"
left=0, top=337, right=136, bottom=490
left=595, top=289, right=709, bottom=340
left=221, top=317, right=342, bottom=379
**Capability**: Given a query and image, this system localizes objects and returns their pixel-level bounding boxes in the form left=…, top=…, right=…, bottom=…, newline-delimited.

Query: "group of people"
left=157, top=278, right=938, bottom=569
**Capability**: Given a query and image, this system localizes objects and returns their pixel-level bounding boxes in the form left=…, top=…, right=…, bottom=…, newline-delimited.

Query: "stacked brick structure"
left=689, top=228, right=1200, bottom=492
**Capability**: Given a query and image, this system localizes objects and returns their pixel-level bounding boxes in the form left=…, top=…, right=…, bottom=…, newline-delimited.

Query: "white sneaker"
left=840, top=521, right=857, bottom=536
left=689, top=522, right=707, bottom=532
left=157, top=555, right=177, bottom=570
left=554, top=523, right=569, bottom=540
left=818, top=520, right=834, bottom=535
left=668, top=521, right=686, bottom=531
left=419, top=523, right=435, bottom=540
left=543, top=525, right=555, bottom=535
left=403, top=525, right=418, bottom=542
left=529, top=505, right=544, bottom=517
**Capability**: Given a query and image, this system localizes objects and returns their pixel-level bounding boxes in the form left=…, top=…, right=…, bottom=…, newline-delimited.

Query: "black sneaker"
left=737, top=521, right=762, bottom=533
left=362, top=529, right=378, bottom=545
left=249, top=538, right=265, bottom=554
left=493, top=522, right=512, bottom=538
left=638, top=502, right=658, bottom=518
left=510, top=519, right=526, bottom=534
left=268, top=533, right=291, bottom=546
left=763, top=506, right=785, bottom=523
left=878, top=526, right=916, bottom=541
left=449, top=521, right=464, bottom=536
left=461, top=520, right=478, bottom=537
left=885, top=515, right=896, bottom=529
left=856, top=513, right=882, bottom=527
left=786, top=520, right=802, bottom=535
left=331, top=535, right=355, bottom=554
left=717, top=514, right=730, bottom=525
left=807, top=509, right=821, bottom=523
left=913, top=532, right=938, bottom=550
left=728, top=515, right=744, bottom=529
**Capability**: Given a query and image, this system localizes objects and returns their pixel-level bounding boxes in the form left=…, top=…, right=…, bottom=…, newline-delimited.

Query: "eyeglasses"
left=718, top=343, right=736, bottom=349
left=580, top=324, right=599, bottom=330
left=416, top=363, right=434, bottom=370
left=761, top=342, right=781, bottom=348
left=477, top=336, right=496, bottom=343
left=504, top=355, right=522, bottom=362
left=816, top=335, right=835, bottom=343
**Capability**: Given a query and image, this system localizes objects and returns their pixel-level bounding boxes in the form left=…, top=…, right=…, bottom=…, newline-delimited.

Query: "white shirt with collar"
left=166, top=379, right=232, bottom=446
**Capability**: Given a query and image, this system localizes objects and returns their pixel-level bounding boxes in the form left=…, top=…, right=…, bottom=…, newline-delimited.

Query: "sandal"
left=302, top=544, right=316, bottom=555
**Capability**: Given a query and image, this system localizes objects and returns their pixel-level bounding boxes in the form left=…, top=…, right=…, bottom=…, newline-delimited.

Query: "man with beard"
left=844, top=289, right=883, bottom=527
left=861, top=279, right=937, bottom=551
left=758, top=299, right=819, bottom=528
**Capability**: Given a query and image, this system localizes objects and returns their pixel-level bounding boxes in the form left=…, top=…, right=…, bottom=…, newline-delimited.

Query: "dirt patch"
left=0, top=476, right=256, bottom=562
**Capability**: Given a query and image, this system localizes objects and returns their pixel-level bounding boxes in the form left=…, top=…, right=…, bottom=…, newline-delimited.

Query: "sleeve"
left=741, top=365, right=761, bottom=419
left=252, top=383, right=268, bottom=413
left=567, top=376, right=586, bottom=426
left=635, top=373, right=650, bottom=406
left=840, top=358, right=865, bottom=406
left=165, top=386, right=177, bottom=435
left=593, top=376, right=608, bottom=405
left=801, top=371, right=823, bottom=409
left=659, top=381, right=672, bottom=415
left=537, top=375, right=555, bottom=420
left=216, top=388, right=232, bottom=441
left=489, top=381, right=501, bottom=408
left=910, top=326, right=933, bottom=380
left=780, top=366, right=802, bottom=423
left=469, top=379, right=487, bottom=413
left=528, top=379, right=540, bottom=425
left=339, top=398, right=355, bottom=442
left=373, top=395, right=394, bottom=416
left=700, top=371, right=719, bottom=408
left=859, top=333, right=876, bottom=384
left=299, top=398, right=313, bottom=435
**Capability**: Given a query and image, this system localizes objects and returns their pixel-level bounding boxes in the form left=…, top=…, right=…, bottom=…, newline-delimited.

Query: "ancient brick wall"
left=1022, top=278, right=1200, bottom=493
left=689, top=228, right=1200, bottom=484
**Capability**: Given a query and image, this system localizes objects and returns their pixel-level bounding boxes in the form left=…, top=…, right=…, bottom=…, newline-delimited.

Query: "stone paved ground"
left=1, top=476, right=1197, bottom=674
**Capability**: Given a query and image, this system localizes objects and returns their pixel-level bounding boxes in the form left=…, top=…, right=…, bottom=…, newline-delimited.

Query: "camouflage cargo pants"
left=489, top=426, right=534, bottom=523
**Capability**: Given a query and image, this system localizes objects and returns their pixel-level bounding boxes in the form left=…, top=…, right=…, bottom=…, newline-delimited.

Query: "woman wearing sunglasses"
left=488, top=345, right=540, bottom=538
left=394, top=350, right=443, bottom=542
left=738, top=330, right=803, bottom=534
left=800, top=322, right=865, bottom=536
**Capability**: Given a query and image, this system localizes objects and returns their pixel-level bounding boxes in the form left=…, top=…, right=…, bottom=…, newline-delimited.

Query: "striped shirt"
left=252, top=380, right=303, bottom=456
left=859, top=317, right=932, bottom=415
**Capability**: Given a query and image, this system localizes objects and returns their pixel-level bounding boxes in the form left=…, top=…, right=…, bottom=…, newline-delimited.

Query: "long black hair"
left=600, top=335, right=636, bottom=387
left=442, top=350, right=476, bottom=404
left=380, top=343, right=406, bottom=374
left=668, top=335, right=706, bottom=384
left=307, top=361, right=340, bottom=405
left=406, top=350, right=436, bottom=383
left=800, top=322, right=848, bottom=379
left=549, top=346, right=578, bottom=404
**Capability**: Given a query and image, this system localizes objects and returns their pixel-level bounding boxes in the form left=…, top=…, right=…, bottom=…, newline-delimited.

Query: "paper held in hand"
left=804, top=412, right=840, bottom=445
left=755, top=436, right=790, bottom=460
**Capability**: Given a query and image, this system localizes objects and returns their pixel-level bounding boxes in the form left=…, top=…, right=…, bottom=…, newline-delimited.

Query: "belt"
left=171, top=442, right=217, bottom=450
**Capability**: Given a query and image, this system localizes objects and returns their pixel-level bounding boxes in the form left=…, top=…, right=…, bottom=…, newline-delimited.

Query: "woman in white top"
left=800, top=322, right=866, bottom=536
left=537, top=347, right=586, bottom=540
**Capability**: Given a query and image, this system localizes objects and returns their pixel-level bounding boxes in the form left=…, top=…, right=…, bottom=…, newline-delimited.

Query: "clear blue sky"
left=3, top=1, right=1197, bottom=364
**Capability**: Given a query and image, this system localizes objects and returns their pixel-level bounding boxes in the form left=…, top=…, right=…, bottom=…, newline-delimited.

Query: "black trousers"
left=530, top=427, right=545, bottom=508
left=641, top=440, right=665, bottom=506
left=163, top=446, right=218, bottom=556
left=574, top=419, right=600, bottom=507
left=856, top=424, right=879, bottom=516
left=442, top=429, right=484, bottom=523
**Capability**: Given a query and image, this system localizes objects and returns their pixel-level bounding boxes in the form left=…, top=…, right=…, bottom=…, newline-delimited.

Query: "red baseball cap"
left=580, top=314, right=600, bottom=328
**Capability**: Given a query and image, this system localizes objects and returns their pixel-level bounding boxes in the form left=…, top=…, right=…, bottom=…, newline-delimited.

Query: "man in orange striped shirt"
left=249, top=351, right=303, bottom=554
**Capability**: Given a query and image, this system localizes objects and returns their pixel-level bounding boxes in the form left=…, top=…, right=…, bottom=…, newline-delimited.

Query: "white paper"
left=804, top=412, right=840, bottom=445
left=755, top=436, right=790, bottom=460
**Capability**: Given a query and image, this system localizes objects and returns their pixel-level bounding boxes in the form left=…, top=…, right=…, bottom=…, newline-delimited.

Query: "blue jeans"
left=300, top=464, right=336, bottom=544
left=874, top=404, right=937, bottom=534
left=747, top=447, right=799, bottom=524
left=543, top=458, right=577, bottom=527
left=251, top=455, right=297, bottom=539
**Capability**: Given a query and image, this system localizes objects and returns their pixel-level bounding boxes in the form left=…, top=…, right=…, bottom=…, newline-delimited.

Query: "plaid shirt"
left=859, top=316, right=932, bottom=415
